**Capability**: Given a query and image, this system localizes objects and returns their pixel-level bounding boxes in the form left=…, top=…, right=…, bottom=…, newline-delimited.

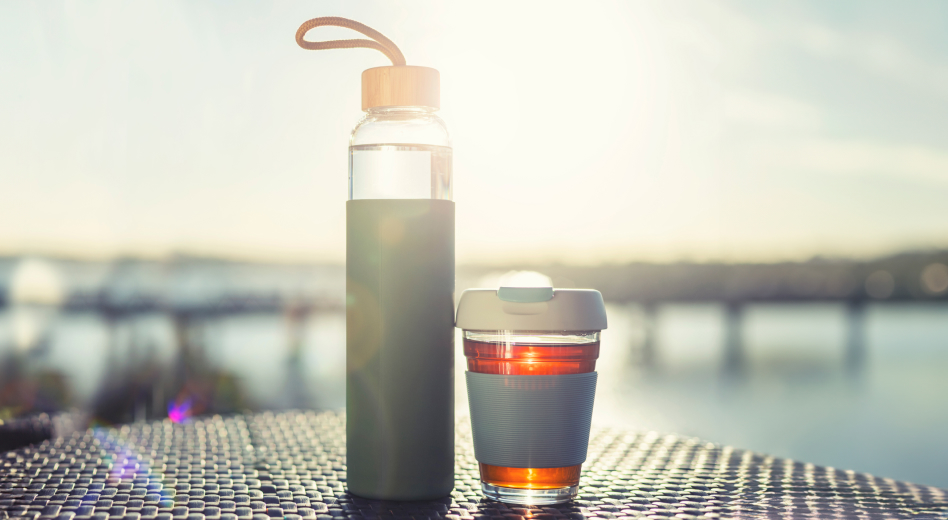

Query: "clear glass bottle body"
left=349, top=106, right=452, bottom=200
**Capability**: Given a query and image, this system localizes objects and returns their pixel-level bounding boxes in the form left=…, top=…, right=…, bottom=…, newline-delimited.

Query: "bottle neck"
left=366, top=106, right=438, bottom=116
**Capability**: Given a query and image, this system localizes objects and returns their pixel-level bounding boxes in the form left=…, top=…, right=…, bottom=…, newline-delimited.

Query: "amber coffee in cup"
left=456, top=287, right=607, bottom=505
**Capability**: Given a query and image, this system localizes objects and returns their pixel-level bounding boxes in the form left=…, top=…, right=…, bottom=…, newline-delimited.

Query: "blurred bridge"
left=465, top=250, right=948, bottom=375
left=0, top=250, right=945, bottom=412
left=59, top=291, right=343, bottom=317
left=0, top=257, right=346, bottom=422
left=0, top=256, right=345, bottom=315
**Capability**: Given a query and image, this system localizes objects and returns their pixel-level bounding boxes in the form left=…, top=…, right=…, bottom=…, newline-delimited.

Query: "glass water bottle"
left=346, top=65, right=455, bottom=500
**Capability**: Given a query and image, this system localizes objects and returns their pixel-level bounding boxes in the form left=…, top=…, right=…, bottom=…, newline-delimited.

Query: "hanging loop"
left=295, top=16, right=407, bottom=66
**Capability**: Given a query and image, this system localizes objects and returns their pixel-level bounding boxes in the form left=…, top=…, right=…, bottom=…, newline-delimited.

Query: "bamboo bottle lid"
left=362, top=66, right=440, bottom=111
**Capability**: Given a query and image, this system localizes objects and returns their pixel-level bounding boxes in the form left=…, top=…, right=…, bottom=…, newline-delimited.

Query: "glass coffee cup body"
left=463, top=329, right=600, bottom=504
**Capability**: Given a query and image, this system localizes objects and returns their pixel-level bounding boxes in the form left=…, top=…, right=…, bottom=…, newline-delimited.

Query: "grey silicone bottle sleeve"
left=347, top=199, right=455, bottom=500
left=465, top=371, right=597, bottom=468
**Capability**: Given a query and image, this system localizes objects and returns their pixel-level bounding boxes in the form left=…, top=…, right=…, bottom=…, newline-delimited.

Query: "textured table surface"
left=1, top=411, right=947, bottom=520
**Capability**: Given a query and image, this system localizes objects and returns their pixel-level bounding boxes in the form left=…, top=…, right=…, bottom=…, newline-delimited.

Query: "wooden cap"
left=362, top=66, right=439, bottom=110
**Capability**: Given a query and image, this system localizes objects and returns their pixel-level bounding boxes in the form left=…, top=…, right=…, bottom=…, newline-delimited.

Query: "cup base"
left=481, top=482, right=578, bottom=505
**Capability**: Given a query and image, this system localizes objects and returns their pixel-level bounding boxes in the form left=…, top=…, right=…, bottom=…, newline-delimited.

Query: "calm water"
left=2, top=301, right=947, bottom=488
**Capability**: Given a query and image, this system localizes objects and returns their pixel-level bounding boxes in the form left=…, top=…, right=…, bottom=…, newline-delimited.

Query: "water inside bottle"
left=349, top=144, right=452, bottom=200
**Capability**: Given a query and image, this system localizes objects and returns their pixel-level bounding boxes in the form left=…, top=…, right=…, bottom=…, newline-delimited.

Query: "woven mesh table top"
left=1, top=411, right=947, bottom=520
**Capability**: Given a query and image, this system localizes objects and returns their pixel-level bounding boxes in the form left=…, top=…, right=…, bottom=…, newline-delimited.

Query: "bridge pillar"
left=845, top=301, right=866, bottom=375
left=723, top=302, right=744, bottom=375
left=282, top=302, right=313, bottom=409
left=639, top=303, right=657, bottom=367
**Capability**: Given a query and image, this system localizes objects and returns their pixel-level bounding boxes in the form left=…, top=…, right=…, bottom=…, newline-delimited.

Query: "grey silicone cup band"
left=466, top=372, right=598, bottom=468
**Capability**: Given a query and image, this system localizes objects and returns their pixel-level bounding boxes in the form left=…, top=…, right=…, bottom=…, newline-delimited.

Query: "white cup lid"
left=455, top=287, right=607, bottom=332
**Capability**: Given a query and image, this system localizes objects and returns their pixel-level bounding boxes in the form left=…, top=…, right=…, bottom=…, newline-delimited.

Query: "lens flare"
left=167, top=398, right=193, bottom=423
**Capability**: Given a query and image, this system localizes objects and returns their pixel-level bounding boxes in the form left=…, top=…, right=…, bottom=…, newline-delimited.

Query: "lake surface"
left=2, top=300, right=947, bottom=489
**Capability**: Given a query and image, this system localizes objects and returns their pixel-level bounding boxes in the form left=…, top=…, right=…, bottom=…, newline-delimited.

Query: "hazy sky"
left=2, top=1, right=948, bottom=264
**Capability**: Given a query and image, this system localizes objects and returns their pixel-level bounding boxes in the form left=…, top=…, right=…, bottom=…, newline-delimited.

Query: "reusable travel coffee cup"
left=456, top=287, right=608, bottom=505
